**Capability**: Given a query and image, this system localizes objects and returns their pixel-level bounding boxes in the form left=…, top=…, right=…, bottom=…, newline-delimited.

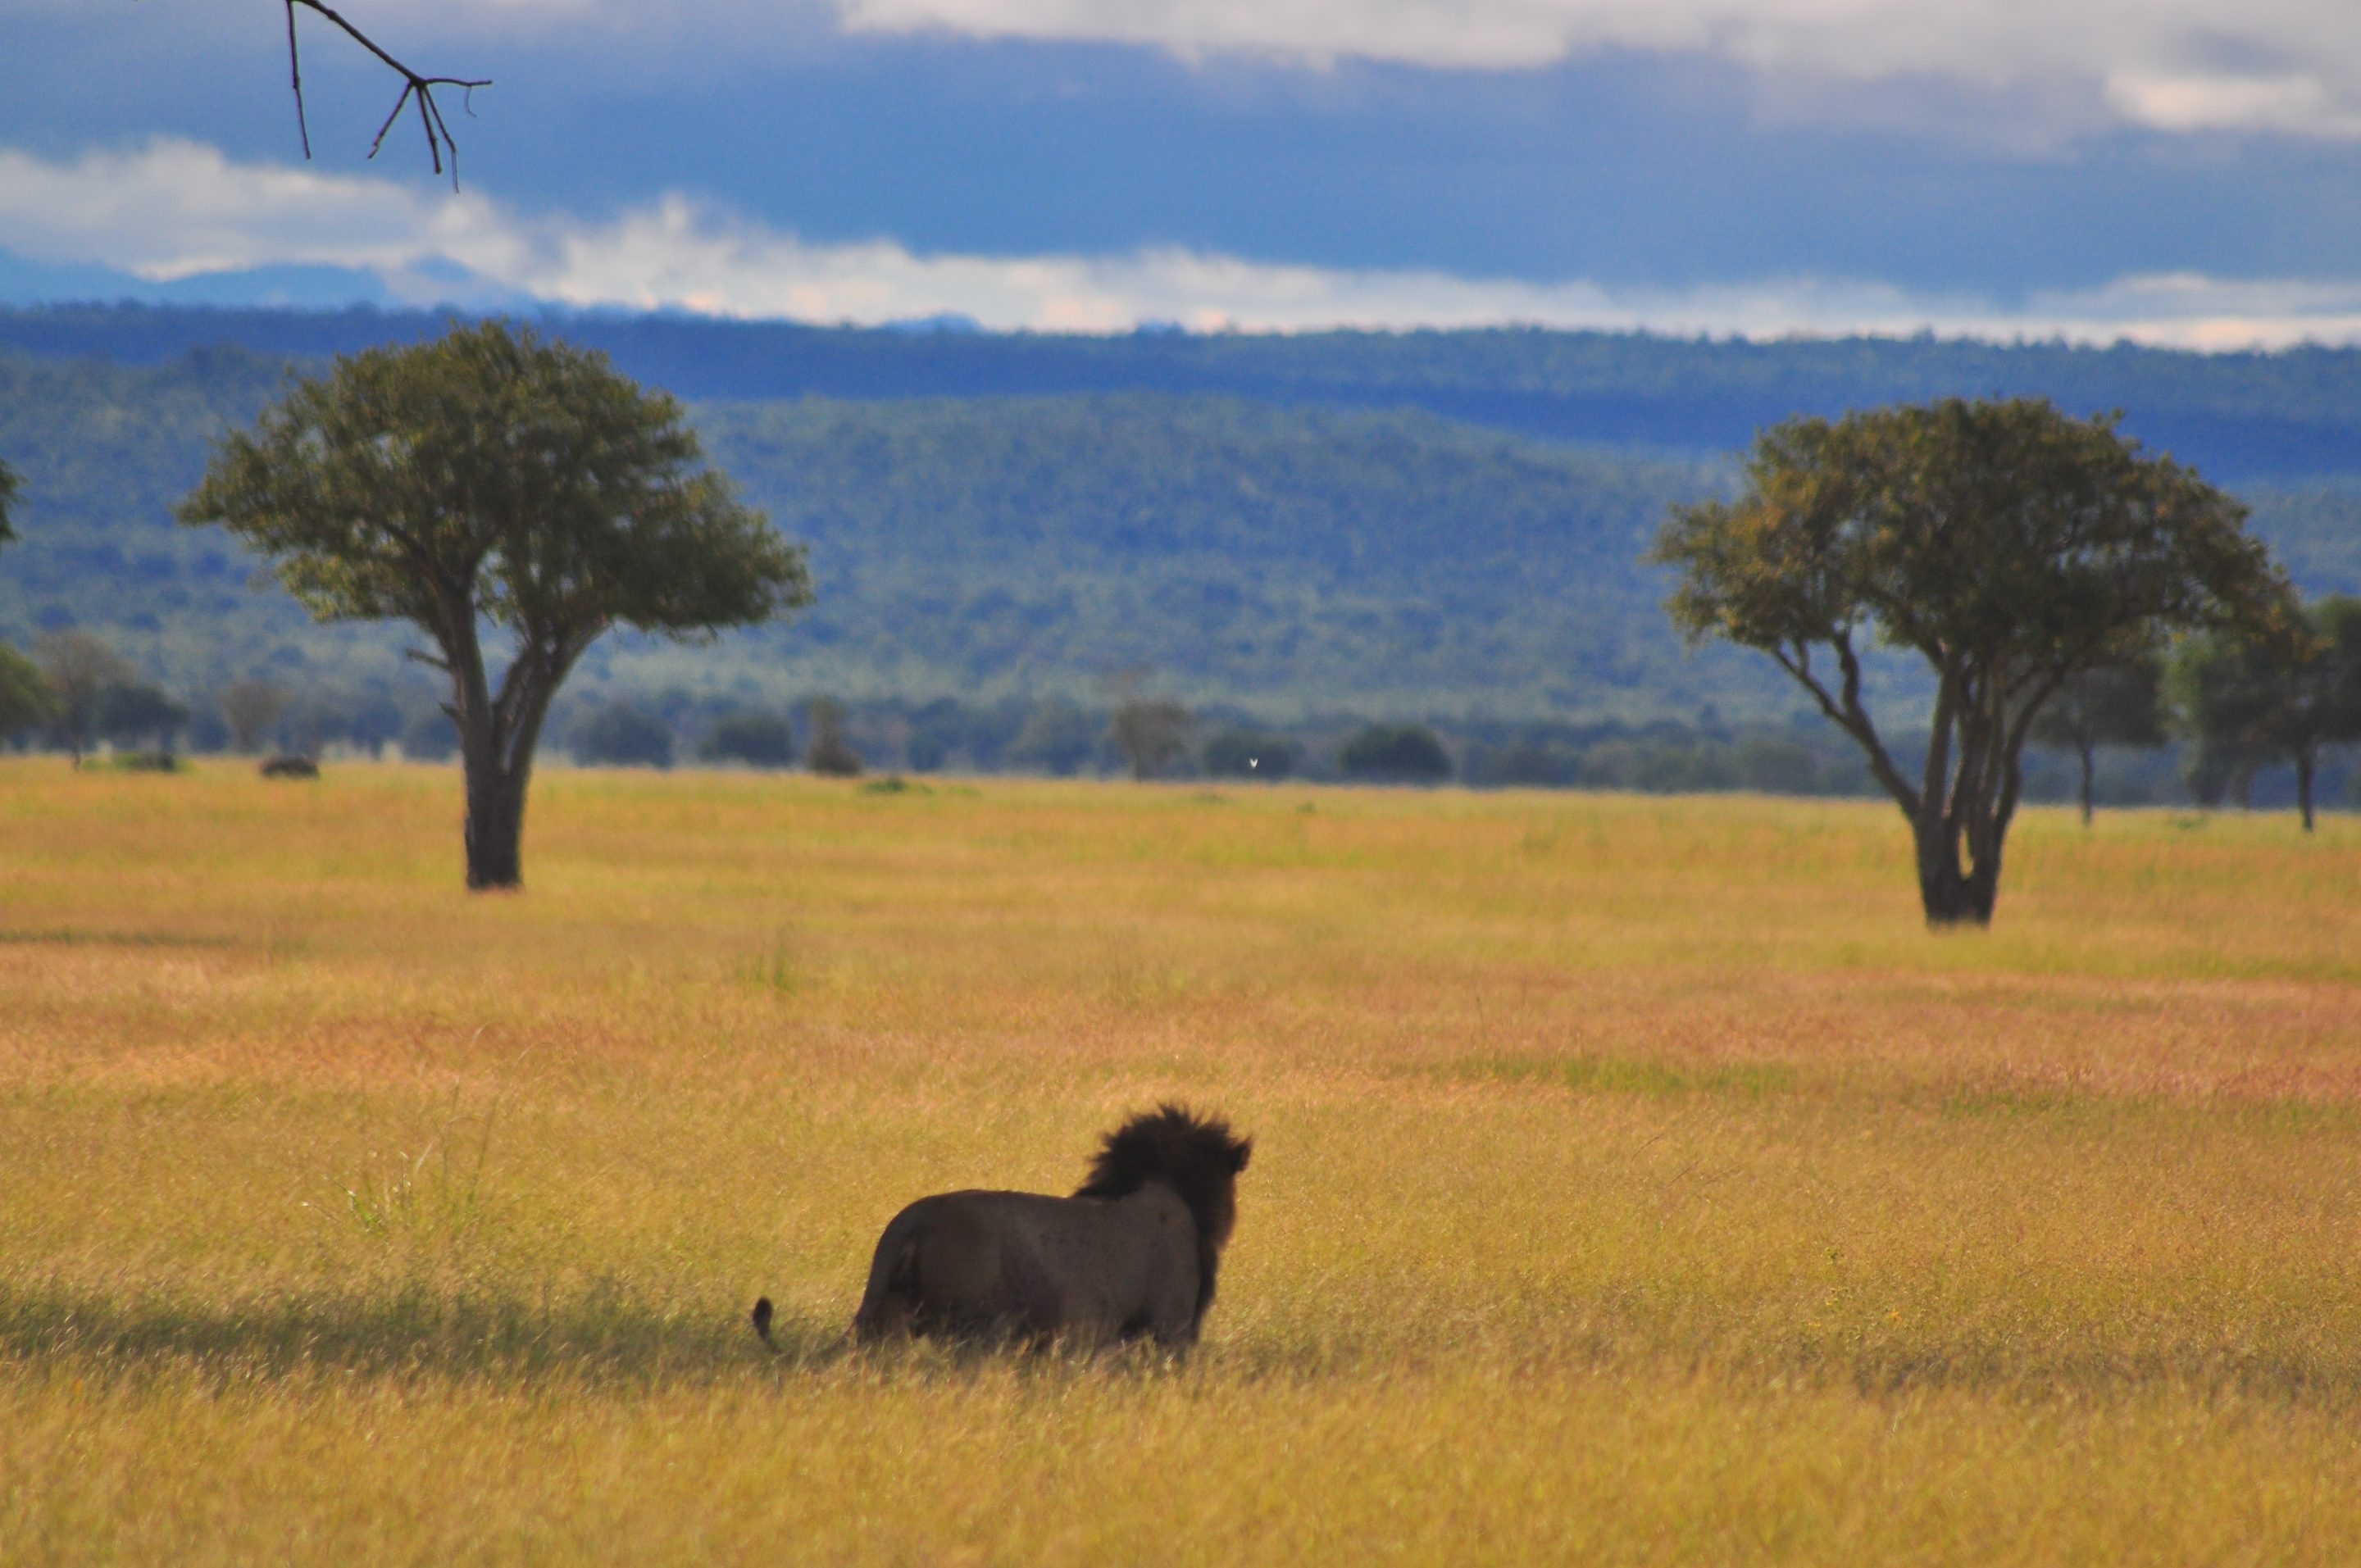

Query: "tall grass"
left=2, top=759, right=2358, bottom=1561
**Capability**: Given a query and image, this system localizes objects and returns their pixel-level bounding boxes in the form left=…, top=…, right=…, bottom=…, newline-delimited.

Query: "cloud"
left=0, top=140, right=532, bottom=298
left=830, top=0, right=2361, bottom=138
left=7, top=138, right=2361, bottom=349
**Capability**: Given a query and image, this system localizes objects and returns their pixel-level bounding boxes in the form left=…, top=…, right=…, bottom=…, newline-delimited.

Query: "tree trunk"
left=2295, top=751, right=2317, bottom=833
left=463, top=760, right=528, bottom=889
left=2077, top=743, right=2095, bottom=827
left=1915, top=821, right=2000, bottom=926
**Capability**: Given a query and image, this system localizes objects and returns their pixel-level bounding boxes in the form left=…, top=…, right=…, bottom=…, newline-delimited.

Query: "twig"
left=281, top=0, right=489, bottom=188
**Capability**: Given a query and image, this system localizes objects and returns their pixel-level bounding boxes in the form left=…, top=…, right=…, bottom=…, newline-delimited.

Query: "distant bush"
left=702, top=712, right=797, bottom=769
left=1339, top=724, right=1451, bottom=783
left=107, top=750, right=180, bottom=773
left=1202, top=728, right=1299, bottom=780
left=573, top=703, right=674, bottom=769
left=1007, top=701, right=1099, bottom=776
left=95, top=682, right=188, bottom=753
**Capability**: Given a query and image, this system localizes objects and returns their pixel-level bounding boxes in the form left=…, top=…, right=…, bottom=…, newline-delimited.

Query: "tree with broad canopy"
left=1654, top=398, right=2299, bottom=925
left=179, top=322, right=812, bottom=889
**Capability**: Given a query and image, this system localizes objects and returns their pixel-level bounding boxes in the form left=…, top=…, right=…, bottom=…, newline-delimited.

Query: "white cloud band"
left=6, top=139, right=2361, bottom=350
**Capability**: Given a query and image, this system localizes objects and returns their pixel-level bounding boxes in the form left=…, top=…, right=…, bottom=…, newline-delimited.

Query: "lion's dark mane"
left=1074, top=1103, right=1253, bottom=1323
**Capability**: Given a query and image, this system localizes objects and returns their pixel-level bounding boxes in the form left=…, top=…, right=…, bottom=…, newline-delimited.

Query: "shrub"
left=702, top=712, right=797, bottom=769
left=1339, top=724, right=1450, bottom=783
left=1007, top=701, right=1099, bottom=776
left=573, top=703, right=674, bottom=769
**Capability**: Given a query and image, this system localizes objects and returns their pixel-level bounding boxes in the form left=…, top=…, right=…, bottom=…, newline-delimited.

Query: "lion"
left=753, top=1105, right=1252, bottom=1353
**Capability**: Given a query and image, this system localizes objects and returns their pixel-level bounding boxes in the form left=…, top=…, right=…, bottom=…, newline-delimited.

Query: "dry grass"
left=2, top=759, right=2359, bottom=1562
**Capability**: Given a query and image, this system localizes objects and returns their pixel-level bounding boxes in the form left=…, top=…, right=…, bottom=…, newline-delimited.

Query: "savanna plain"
left=2, top=761, right=2359, bottom=1563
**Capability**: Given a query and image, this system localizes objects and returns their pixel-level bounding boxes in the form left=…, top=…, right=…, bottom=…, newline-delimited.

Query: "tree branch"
left=283, top=0, right=489, bottom=187
left=1992, top=667, right=2068, bottom=839
left=1770, top=632, right=1922, bottom=819
left=1831, top=629, right=1923, bottom=820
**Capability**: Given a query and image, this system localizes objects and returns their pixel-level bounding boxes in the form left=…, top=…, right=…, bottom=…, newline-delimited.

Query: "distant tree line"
left=514, top=670, right=2357, bottom=816
left=4, top=621, right=2354, bottom=821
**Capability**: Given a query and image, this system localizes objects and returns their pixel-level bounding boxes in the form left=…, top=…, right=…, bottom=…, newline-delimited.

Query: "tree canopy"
left=0, top=643, right=51, bottom=739
left=1657, top=398, right=2299, bottom=923
left=2029, top=657, right=2168, bottom=825
left=179, top=321, right=810, bottom=886
left=2172, top=597, right=2361, bottom=830
left=34, top=629, right=136, bottom=768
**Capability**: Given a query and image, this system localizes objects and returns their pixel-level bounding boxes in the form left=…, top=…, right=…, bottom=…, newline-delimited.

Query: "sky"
left=2, top=0, right=2359, bottom=343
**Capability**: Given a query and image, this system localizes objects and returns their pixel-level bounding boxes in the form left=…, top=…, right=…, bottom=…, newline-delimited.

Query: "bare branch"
left=282, top=0, right=489, bottom=187
left=283, top=2, right=312, bottom=161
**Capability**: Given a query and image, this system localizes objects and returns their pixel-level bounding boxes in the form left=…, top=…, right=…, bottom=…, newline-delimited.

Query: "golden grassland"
left=2, top=757, right=2359, bottom=1562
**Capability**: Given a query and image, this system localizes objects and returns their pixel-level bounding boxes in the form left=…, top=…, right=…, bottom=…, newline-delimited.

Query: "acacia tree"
left=804, top=699, right=863, bottom=777
left=1110, top=698, right=1192, bottom=779
left=2172, top=597, right=2361, bottom=831
left=1655, top=399, right=2297, bottom=925
left=36, top=630, right=137, bottom=769
left=218, top=678, right=293, bottom=754
left=180, top=322, right=812, bottom=889
left=2030, top=656, right=2168, bottom=825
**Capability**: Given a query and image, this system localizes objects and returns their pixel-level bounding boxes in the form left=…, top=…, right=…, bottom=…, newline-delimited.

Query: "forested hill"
left=0, top=348, right=1769, bottom=717
left=688, top=396, right=1756, bottom=716
left=7, top=304, right=2361, bottom=480
left=2, top=340, right=2355, bottom=733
